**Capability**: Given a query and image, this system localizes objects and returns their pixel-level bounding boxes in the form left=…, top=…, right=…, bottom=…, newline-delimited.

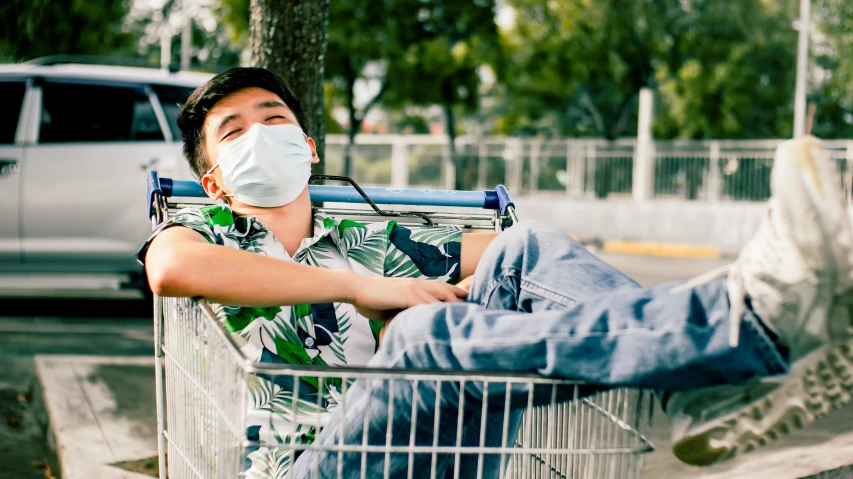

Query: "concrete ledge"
left=36, top=355, right=156, bottom=479
left=516, top=196, right=766, bottom=256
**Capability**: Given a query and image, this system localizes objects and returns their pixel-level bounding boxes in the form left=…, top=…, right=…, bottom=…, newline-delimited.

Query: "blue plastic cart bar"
left=147, top=171, right=514, bottom=218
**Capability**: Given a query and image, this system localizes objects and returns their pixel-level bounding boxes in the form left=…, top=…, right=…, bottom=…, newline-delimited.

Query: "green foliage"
left=9, top=0, right=853, bottom=141
left=810, top=0, right=853, bottom=138
left=326, top=0, right=397, bottom=134
left=126, top=0, right=243, bottom=72
left=497, top=0, right=804, bottom=140
left=0, top=0, right=134, bottom=62
left=653, top=0, right=798, bottom=139
left=497, top=0, right=661, bottom=138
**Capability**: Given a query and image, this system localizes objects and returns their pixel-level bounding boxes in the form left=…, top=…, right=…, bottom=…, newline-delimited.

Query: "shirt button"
left=304, top=337, right=315, bottom=348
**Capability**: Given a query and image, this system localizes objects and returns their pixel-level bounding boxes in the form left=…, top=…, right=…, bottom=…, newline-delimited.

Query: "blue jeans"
left=291, top=221, right=788, bottom=479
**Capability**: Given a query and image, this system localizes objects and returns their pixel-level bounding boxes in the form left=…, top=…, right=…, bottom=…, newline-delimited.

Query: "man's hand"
left=456, top=275, right=475, bottom=293
left=352, top=277, right=468, bottom=320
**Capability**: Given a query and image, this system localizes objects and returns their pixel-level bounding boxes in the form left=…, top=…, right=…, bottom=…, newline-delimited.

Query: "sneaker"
left=668, top=136, right=853, bottom=466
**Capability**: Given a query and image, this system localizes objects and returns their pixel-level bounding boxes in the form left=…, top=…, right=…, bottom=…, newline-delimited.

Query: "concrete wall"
left=515, top=196, right=768, bottom=257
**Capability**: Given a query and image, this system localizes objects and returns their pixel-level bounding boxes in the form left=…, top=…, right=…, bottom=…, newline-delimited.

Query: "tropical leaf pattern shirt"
left=137, top=204, right=462, bottom=479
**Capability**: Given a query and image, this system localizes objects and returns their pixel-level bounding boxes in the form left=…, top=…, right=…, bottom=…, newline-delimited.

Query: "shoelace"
left=671, top=263, right=744, bottom=348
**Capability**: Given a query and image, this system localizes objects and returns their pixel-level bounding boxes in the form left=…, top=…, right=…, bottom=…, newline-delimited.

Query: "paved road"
left=0, top=299, right=153, bottom=479
left=2, top=253, right=852, bottom=478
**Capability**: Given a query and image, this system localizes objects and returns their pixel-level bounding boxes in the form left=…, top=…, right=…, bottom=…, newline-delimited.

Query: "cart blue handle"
left=147, top=171, right=514, bottom=219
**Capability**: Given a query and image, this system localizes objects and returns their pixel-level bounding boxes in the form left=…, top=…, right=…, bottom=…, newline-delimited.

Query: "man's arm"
left=460, top=232, right=500, bottom=279
left=144, top=226, right=466, bottom=311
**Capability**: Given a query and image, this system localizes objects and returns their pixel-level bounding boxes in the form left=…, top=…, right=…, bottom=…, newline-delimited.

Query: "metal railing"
left=325, top=135, right=853, bottom=202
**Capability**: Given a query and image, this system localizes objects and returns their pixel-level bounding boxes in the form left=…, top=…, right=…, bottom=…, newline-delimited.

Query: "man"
left=141, top=67, right=853, bottom=479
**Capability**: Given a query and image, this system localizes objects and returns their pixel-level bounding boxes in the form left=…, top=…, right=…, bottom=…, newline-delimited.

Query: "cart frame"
left=146, top=172, right=655, bottom=479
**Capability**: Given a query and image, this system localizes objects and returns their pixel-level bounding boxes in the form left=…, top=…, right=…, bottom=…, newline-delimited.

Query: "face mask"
left=207, top=123, right=313, bottom=207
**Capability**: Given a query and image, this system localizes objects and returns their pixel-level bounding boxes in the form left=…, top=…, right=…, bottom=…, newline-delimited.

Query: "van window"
left=152, top=84, right=196, bottom=140
left=0, top=81, right=26, bottom=144
left=39, top=82, right=164, bottom=143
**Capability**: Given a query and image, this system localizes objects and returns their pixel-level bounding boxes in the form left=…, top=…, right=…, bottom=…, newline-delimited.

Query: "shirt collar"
left=297, top=210, right=338, bottom=251
left=222, top=206, right=340, bottom=255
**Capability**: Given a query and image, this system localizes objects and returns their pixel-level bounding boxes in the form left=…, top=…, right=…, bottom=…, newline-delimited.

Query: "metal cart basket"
left=146, top=172, right=655, bottom=479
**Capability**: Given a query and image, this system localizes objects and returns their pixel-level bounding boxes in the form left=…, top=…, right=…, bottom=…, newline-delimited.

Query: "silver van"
left=0, top=58, right=211, bottom=297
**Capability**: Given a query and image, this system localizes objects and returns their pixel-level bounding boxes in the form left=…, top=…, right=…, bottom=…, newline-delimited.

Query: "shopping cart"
left=146, top=171, right=655, bottom=479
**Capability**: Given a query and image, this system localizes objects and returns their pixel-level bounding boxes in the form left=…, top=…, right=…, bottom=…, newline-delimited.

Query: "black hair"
left=176, top=67, right=307, bottom=178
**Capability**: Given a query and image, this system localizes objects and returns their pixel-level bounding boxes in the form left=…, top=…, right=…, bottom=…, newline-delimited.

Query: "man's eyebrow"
left=215, top=113, right=241, bottom=135
left=257, top=101, right=287, bottom=110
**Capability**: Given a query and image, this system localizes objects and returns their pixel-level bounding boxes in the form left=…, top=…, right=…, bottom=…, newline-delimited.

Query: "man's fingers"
left=450, top=284, right=468, bottom=299
left=435, top=284, right=464, bottom=303
left=418, top=289, right=441, bottom=303
left=429, top=282, right=467, bottom=301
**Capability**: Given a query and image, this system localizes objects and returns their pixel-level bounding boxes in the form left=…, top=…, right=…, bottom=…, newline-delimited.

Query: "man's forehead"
left=204, top=88, right=289, bottom=125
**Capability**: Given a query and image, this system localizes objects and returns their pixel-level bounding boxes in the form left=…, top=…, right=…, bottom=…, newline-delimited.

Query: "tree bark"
left=344, top=65, right=357, bottom=178
left=250, top=0, right=330, bottom=176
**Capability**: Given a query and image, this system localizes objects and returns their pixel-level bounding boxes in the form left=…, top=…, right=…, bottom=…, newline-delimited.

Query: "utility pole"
left=180, top=0, right=192, bottom=71
left=633, top=88, right=655, bottom=201
left=793, top=0, right=810, bottom=138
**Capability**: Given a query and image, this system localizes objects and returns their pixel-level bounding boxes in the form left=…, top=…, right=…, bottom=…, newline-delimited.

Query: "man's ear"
left=201, top=172, right=226, bottom=201
left=306, top=136, right=320, bottom=164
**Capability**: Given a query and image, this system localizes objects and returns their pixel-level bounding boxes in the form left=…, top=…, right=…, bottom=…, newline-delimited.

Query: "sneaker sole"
left=672, top=341, right=853, bottom=466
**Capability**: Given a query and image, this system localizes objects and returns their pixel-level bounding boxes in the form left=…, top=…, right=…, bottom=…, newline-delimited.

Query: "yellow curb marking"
left=601, top=240, right=721, bottom=258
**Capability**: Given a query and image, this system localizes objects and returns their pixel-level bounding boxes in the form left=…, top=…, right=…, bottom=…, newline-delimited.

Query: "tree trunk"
left=250, top=0, right=330, bottom=176
left=344, top=68, right=357, bottom=178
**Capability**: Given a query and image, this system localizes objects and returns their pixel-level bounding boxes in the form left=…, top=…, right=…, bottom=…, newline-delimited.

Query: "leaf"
left=345, top=228, right=388, bottom=274
left=408, top=226, right=462, bottom=245
left=369, top=319, right=384, bottom=351
left=272, top=337, right=311, bottom=364
left=384, top=248, right=422, bottom=278
left=200, top=205, right=235, bottom=228
left=388, top=226, right=461, bottom=278
left=224, top=305, right=282, bottom=333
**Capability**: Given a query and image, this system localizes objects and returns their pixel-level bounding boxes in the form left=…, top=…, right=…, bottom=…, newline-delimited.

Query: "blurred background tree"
left=653, top=0, right=799, bottom=140
left=811, top=0, right=853, bottom=139
left=4, top=0, right=853, bottom=149
left=0, top=0, right=133, bottom=62
left=325, top=0, right=398, bottom=177
left=379, top=0, right=501, bottom=189
left=496, top=0, right=661, bottom=140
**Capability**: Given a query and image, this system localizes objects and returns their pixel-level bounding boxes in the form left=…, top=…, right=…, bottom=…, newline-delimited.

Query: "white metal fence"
left=324, top=135, right=853, bottom=202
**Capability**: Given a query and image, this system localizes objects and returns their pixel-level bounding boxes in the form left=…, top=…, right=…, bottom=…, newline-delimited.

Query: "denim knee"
left=375, top=303, right=477, bottom=369
left=488, top=220, right=549, bottom=254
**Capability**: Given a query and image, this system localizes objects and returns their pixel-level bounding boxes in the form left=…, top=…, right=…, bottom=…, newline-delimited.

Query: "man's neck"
left=229, top=187, right=314, bottom=257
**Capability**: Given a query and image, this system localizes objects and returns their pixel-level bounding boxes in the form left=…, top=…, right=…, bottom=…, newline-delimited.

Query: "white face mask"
left=207, top=123, right=313, bottom=207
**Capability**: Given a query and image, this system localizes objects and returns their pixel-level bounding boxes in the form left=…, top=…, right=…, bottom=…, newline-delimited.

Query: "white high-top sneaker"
left=667, top=136, right=853, bottom=466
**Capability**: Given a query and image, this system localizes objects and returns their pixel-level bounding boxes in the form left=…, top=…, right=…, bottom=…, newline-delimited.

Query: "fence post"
left=477, top=137, right=488, bottom=190
left=632, top=88, right=655, bottom=201
left=847, top=142, right=853, bottom=204
left=585, top=142, right=597, bottom=198
left=391, top=136, right=409, bottom=189
left=566, top=140, right=573, bottom=196
left=707, top=141, right=722, bottom=202
left=529, top=139, right=541, bottom=194
left=442, top=136, right=456, bottom=190
left=504, top=137, right=523, bottom=194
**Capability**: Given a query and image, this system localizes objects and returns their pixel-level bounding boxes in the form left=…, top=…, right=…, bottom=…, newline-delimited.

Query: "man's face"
left=200, top=87, right=318, bottom=199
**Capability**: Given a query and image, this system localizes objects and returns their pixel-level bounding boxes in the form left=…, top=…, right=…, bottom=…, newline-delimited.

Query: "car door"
left=20, top=78, right=186, bottom=271
left=0, top=79, right=29, bottom=267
